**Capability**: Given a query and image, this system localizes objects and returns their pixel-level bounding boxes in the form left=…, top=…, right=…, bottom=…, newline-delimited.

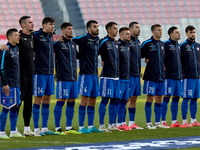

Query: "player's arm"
left=72, top=35, right=86, bottom=45
left=53, top=41, right=59, bottom=53
left=1, top=51, right=10, bottom=96
left=140, top=42, right=149, bottom=59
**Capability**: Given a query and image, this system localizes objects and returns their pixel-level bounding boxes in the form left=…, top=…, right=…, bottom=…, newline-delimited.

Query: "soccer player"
left=72, top=20, right=103, bottom=133
left=161, top=26, right=182, bottom=128
left=53, top=22, right=80, bottom=135
left=0, top=28, right=24, bottom=138
left=180, top=25, right=200, bottom=127
left=98, top=22, right=122, bottom=132
left=128, top=22, right=143, bottom=129
left=141, top=24, right=168, bottom=129
left=32, top=17, right=57, bottom=135
left=18, top=16, right=40, bottom=136
left=0, top=16, right=38, bottom=136
left=116, top=27, right=131, bottom=131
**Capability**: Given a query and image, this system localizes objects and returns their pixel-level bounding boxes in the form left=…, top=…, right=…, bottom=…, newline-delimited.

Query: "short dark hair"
left=105, top=22, right=117, bottom=31
left=119, top=27, right=130, bottom=34
left=6, top=28, right=18, bottom=40
left=151, top=24, right=161, bottom=31
left=19, top=16, right=31, bottom=27
left=168, top=26, right=178, bottom=36
left=86, top=20, right=98, bottom=28
left=129, top=22, right=139, bottom=28
left=60, top=22, right=73, bottom=30
left=42, top=17, right=55, bottom=25
left=185, top=25, right=195, bottom=33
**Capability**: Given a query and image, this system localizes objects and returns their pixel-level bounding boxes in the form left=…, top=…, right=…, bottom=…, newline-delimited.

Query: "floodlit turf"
left=1, top=96, right=200, bottom=149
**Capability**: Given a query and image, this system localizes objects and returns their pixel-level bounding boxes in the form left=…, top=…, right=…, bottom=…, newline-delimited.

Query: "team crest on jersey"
left=72, top=45, right=74, bottom=48
left=116, top=45, right=118, bottom=48
left=197, top=47, right=199, bottom=51
left=161, top=46, right=164, bottom=50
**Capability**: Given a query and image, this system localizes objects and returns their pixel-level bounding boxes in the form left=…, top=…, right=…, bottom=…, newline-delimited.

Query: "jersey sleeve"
left=1, top=51, right=9, bottom=86
left=140, top=42, right=148, bottom=58
left=72, top=35, right=86, bottom=45
left=53, top=41, right=60, bottom=53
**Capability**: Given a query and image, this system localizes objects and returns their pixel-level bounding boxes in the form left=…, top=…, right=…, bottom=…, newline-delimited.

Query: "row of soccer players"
left=0, top=16, right=199, bottom=139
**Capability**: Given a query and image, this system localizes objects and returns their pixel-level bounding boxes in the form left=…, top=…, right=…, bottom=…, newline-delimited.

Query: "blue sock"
left=171, top=97, right=179, bottom=121
left=128, top=108, right=135, bottom=122
left=181, top=98, right=190, bottom=120
left=41, top=103, right=50, bottom=128
left=10, top=107, right=18, bottom=131
left=54, top=101, right=65, bottom=128
left=123, top=108, right=127, bottom=123
left=109, top=98, right=118, bottom=124
left=0, top=108, right=9, bottom=131
left=87, top=106, right=95, bottom=126
left=117, top=99, right=127, bottom=124
left=79, top=105, right=86, bottom=127
left=161, top=97, right=170, bottom=121
left=33, top=103, right=40, bottom=128
left=66, top=102, right=75, bottom=127
left=99, top=97, right=109, bottom=125
left=145, top=102, right=152, bottom=123
left=154, top=103, right=161, bottom=123
left=190, top=98, right=197, bottom=119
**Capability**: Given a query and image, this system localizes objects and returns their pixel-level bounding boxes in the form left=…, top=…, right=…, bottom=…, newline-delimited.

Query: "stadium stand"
left=0, top=0, right=44, bottom=35
left=77, top=0, right=200, bottom=42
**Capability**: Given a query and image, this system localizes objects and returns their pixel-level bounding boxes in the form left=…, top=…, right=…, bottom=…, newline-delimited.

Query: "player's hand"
left=145, top=59, right=149, bottom=64
left=101, top=61, right=104, bottom=66
left=57, top=36, right=64, bottom=42
left=0, top=44, right=9, bottom=51
left=3, top=85, right=10, bottom=96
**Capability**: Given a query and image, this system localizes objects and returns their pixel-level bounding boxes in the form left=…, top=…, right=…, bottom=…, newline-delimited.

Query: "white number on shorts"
left=168, top=87, right=171, bottom=94
left=188, top=89, right=192, bottom=96
left=84, top=87, right=87, bottom=93
left=38, top=87, right=43, bottom=94
left=149, top=87, right=155, bottom=94
left=63, top=89, right=68, bottom=96
left=107, top=89, right=111, bottom=95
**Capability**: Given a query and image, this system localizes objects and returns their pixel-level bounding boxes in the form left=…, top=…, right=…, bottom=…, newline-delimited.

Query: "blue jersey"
left=33, top=28, right=54, bottom=75
left=180, top=39, right=200, bottom=79
left=164, top=38, right=182, bottom=79
left=99, top=35, right=119, bottom=78
left=129, top=36, right=141, bottom=77
left=118, top=39, right=130, bottom=80
left=73, top=33, right=99, bottom=75
left=1, top=42, right=20, bottom=87
left=141, top=36, right=165, bottom=82
left=54, top=36, right=77, bottom=81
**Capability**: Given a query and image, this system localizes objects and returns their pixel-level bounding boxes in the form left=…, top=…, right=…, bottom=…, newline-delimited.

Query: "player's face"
left=122, top=30, right=131, bottom=42
left=132, top=24, right=140, bottom=37
left=43, top=22, right=55, bottom=33
left=10, top=31, right=20, bottom=45
left=109, top=24, right=118, bottom=37
left=24, top=18, right=34, bottom=31
left=153, top=27, right=162, bottom=39
left=89, top=23, right=99, bottom=36
left=63, top=26, right=73, bottom=39
left=186, top=29, right=196, bottom=41
left=171, top=29, right=180, bottom=41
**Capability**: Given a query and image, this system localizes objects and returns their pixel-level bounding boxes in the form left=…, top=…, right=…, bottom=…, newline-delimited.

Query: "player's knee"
left=43, top=95, right=51, bottom=104
left=147, top=95, right=154, bottom=103
left=34, top=96, right=43, bottom=105
left=67, top=98, right=75, bottom=102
